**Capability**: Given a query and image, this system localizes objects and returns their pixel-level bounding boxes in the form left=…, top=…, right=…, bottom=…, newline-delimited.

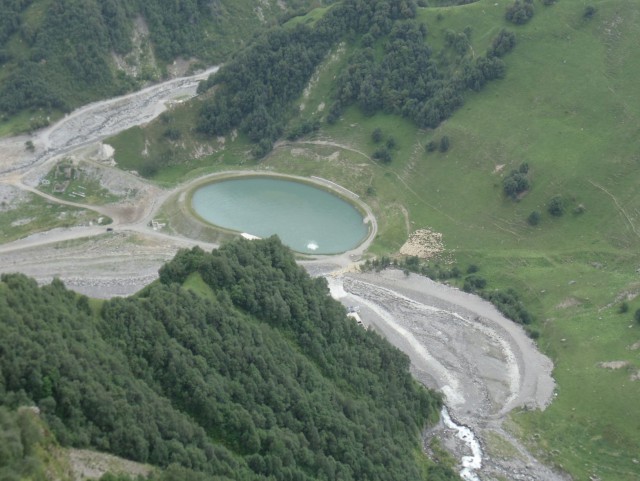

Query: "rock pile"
left=399, top=229, right=444, bottom=259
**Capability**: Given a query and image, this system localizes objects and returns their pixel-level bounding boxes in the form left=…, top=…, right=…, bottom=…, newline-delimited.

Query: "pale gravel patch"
left=598, top=361, right=630, bottom=370
left=0, top=184, right=31, bottom=210
left=556, top=297, right=582, bottom=309
left=330, top=268, right=565, bottom=481
left=69, top=449, right=152, bottom=481
left=399, top=228, right=444, bottom=259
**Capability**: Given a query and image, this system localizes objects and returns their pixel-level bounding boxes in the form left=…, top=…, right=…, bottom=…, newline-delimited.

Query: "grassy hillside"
left=108, top=1, right=640, bottom=479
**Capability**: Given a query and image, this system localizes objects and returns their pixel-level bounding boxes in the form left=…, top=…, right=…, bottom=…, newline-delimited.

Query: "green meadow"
left=106, top=1, right=640, bottom=479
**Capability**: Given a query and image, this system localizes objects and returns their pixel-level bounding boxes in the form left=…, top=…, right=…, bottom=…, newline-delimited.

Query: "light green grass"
left=0, top=110, right=62, bottom=138
left=183, top=272, right=217, bottom=301
left=414, top=2, right=640, bottom=479
left=0, top=193, right=98, bottom=243
left=39, top=161, right=120, bottom=205
left=284, top=6, right=331, bottom=28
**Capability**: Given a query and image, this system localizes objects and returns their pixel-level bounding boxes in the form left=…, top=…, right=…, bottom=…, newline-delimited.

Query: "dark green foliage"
left=426, top=140, right=438, bottom=152
left=482, top=288, right=533, bottom=325
left=373, top=147, right=392, bottom=163
left=197, top=0, right=505, bottom=153
left=548, top=195, right=565, bottom=216
left=503, top=163, right=531, bottom=199
left=527, top=210, right=541, bottom=226
left=466, top=264, right=479, bottom=274
left=197, top=23, right=333, bottom=151
left=439, top=135, right=450, bottom=152
left=0, top=238, right=444, bottom=480
left=386, top=136, right=396, bottom=149
left=445, top=29, right=470, bottom=56
left=163, top=128, right=182, bottom=141
left=0, top=0, right=135, bottom=115
left=372, top=127, right=383, bottom=143
left=505, top=0, right=535, bottom=25
left=619, top=301, right=629, bottom=314
left=360, top=256, right=394, bottom=272
left=197, top=0, right=419, bottom=154
left=392, top=256, right=462, bottom=281
left=542, top=0, right=556, bottom=5
left=285, top=119, right=320, bottom=141
left=335, top=21, right=464, bottom=128
left=0, top=0, right=330, bottom=120
left=461, top=55, right=506, bottom=91
left=463, top=274, right=487, bottom=292
left=0, top=407, right=47, bottom=481
left=635, top=308, right=640, bottom=324
left=487, top=29, right=516, bottom=58
left=583, top=5, right=596, bottom=19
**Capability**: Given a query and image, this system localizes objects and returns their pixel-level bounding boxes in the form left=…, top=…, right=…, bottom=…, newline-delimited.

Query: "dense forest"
left=197, top=0, right=514, bottom=156
left=0, top=0, right=330, bottom=121
left=0, top=237, right=457, bottom=480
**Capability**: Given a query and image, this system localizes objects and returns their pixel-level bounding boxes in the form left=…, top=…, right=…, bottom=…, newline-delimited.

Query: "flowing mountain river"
left=326, top=270, right=567, bottom=481
left=0, top=66, right=567, bottom=480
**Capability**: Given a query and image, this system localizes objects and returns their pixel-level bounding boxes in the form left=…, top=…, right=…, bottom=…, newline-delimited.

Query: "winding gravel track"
left=0, top=66, right=219, bottom=176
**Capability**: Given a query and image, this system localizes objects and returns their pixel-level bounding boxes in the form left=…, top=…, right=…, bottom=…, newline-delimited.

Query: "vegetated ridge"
left=104, top=1, right=640, bottom=480
left=0, top=0, right=332, bottom=132
left=0, top=237, right=456, bottom=481
left=196, top=0, right=513, bottom=157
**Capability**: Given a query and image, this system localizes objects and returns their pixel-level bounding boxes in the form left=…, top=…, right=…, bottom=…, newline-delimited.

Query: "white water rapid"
left=441, top=407, right=483, bottom=481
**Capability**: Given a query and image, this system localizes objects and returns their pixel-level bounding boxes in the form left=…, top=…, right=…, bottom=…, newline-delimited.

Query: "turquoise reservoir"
left=191, top=177, right=369, bottom=254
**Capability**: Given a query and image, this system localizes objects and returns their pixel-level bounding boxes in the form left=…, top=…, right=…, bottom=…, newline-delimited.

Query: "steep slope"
left=0, top=0, right=332, bottom=133
left=101, top=1, right=640, bottom=479
left=0, top=237, right=455, bottom=480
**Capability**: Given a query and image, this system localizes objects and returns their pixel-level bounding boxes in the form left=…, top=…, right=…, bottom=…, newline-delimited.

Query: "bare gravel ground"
left=0, top=66, right=219, bottom=177
left=326, top=269, right=568, bottom=481
left=0, top=230, right=216, bottom=298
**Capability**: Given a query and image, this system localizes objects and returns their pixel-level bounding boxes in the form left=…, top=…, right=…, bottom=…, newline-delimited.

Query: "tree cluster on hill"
left=0, top=0, right=330, bottom=120
left=503, top=162, right=530, bottom=199
left=197, top=0, right=419, bottom=156
left=0, top=407, right=48, bottom=481
left=0, top=237, right=455, bottom=481
left=197, top=23, right=335, bottom=156
left=198, top=0, right=516, bottom=156
left=505, top=0, right=535, bottom=25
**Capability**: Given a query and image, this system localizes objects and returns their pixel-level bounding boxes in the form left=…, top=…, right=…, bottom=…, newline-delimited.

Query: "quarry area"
left=0, top=69, right=566, bottom=481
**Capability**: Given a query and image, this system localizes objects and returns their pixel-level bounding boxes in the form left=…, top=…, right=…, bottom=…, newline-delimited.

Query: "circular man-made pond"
left=191, top=176, right=370, bottom=255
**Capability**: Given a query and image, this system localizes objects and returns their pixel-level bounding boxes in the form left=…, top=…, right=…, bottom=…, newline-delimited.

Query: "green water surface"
left=191, top=177, right=368, bottom=254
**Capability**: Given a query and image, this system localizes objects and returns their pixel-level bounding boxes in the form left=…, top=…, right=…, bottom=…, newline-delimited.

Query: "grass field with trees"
left=104, top=1, right=640, bottom=479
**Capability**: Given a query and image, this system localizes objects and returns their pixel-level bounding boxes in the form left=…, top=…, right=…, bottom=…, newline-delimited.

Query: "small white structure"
left=151, top=219, right=166, bottom=230
left=241, top=233, right=261, bottom=240
left=347, top=311, right=365, bottom=328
